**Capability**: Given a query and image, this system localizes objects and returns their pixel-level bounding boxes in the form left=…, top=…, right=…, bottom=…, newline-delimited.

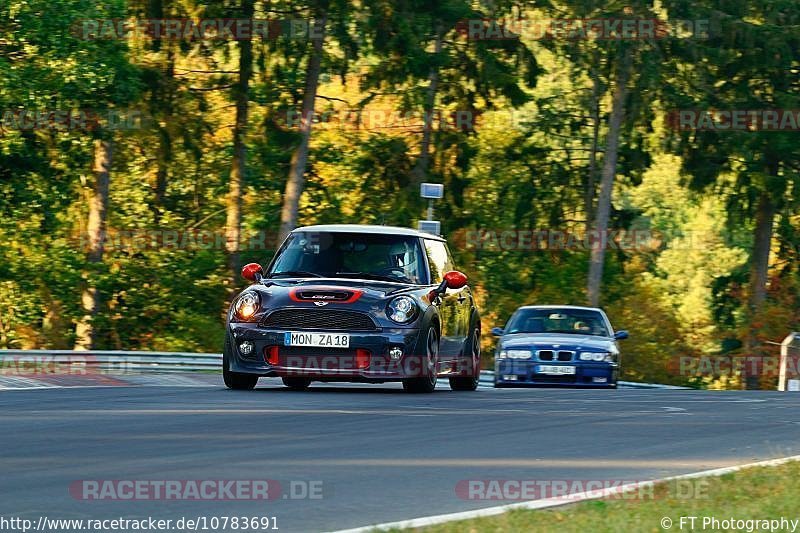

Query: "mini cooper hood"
left=501, top=333, right=614, bottom=351
left=258, top=278, right=421, bottom=298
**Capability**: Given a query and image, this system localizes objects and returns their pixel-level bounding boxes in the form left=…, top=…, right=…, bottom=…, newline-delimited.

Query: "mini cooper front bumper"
left=226, top=323, right=435, bottom=381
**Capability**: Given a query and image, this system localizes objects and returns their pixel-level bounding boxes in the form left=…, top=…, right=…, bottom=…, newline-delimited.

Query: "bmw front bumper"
left=494, top=360, right=619, bottom=387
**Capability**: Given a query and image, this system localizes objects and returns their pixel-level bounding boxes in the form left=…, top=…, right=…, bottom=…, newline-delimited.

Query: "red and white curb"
left=0, top=374, right=217, bottom=390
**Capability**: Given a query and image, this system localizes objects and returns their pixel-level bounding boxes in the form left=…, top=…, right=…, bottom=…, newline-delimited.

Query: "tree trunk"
left=277, top=13, right=327, bottom=244
left=152, top=48, right=174, bottom=224
left=741, top=186, right=776, bottom=390
left=225, top=0, right=255, bottom=282
left=584, top=57, right=602, bottom=235
left=412, top=25, right=443, bottom=186
left=586, top=47, right=631, bottom=307
left=748, top=190, right=776, bottom=312
left=74, top=138, right=112, bottom=350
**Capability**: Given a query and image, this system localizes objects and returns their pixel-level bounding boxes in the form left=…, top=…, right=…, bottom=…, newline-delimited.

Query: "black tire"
left=450, top=325, right=480, bottom=391
left=403, top=326, right=439, bottom=393
left=282, top=377, right=312, bottom=390
left=223, top=339, right=258, bottom=390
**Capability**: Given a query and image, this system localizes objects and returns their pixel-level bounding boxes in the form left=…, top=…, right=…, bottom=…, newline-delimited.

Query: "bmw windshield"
left=268, top=232, right=428, bottom=285
left=506, top=308, right=611, bottom=337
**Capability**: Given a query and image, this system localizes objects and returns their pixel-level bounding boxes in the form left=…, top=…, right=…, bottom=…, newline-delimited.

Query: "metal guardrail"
left=1, top=350, right=686, bottom=388
left=0, top=350, right=222, bottom=373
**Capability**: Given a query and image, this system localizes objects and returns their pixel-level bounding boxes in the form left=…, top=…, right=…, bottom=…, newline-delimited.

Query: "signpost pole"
left=778, top=332, right=798, bottom=391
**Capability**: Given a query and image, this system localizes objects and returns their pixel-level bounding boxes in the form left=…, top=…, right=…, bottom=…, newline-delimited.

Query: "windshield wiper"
left=268, top=271, right=323, bottom=278
left=335, top=272, right=411, bottom=283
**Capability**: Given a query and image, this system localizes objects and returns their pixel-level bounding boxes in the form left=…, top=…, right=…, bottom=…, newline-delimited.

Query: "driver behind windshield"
left=270, top=232, right=423, bottom=284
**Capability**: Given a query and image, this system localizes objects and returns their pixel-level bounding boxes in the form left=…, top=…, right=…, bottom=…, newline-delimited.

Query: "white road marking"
left=328, top=454, right=800, bottom=533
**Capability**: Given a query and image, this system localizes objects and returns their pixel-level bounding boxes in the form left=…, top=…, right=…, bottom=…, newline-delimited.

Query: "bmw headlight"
left=580, top=351, right=612, bottom=362
left=234, top=292, right=261, bottom=321
left=497, top=349, right=530, bottom=360
left=387, top=295, right=418, bottom=324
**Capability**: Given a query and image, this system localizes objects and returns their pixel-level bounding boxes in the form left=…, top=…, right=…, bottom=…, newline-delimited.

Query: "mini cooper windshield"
left=506, top=308, right=611, bottom=337
left=268, top=232, right=428, bottom=285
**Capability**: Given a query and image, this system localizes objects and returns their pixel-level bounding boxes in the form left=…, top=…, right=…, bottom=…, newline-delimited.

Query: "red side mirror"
left=443, top=270, right=468, bottom=290
left=241, top=263, right=263, bottom=282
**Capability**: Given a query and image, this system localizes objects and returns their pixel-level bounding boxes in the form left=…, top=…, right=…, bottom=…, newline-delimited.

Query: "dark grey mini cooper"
left=224, top=225, right=481, bottom=393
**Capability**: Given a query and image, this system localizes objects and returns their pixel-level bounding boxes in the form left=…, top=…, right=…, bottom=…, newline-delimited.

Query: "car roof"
left=516, top=305, right=606, bottom=313
left=293, top=224, right=445, bottom=241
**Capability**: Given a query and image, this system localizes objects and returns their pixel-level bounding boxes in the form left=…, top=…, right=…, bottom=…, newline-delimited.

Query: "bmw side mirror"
left=241, top=263, right=263, bottom=282
left=491, top=327, right=504, bottom=337
left=614, top=330, right=629, bottom=340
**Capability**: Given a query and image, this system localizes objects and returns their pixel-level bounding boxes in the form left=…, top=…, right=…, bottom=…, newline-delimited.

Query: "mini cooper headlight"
left=234, top=292, right=260, bottom=321
left=581, top=351, right=611, bottom=362
left=387, top=296, right=418, bottom=324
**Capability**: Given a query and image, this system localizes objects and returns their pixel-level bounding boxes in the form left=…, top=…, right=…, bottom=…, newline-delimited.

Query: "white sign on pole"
left=420, top=183, right=444, bottom=199
left=417, top=220, right=441, bottom=235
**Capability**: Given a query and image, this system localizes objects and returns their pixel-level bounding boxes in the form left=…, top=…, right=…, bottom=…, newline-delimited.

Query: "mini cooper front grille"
left=261, top=309, right=378, bottom=331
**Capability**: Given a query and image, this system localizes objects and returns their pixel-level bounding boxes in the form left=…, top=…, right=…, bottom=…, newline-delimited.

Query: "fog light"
left=388, top=347, right=403, bottom=360
left=356, top=349, right=371, bottom=369
left=264, top=346, right=279, bottom=366
left=239, top=341, right=254, bottom=356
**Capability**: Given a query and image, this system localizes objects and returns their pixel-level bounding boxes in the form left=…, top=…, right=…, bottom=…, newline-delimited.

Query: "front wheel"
left=403, top=326, right=439, bottom=393
left=450, top=326, right=480, bottom=391
left=223, top=342, right=258, bottom=390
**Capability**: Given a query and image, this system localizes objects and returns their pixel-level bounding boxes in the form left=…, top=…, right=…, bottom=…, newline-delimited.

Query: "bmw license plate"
left=284, top=332, right=350, bottom=348
left=535, top=365, right=576, bottom=375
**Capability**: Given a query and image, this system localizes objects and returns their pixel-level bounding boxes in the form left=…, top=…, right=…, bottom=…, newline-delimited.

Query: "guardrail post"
left=778, top=332, right=799, bottom=391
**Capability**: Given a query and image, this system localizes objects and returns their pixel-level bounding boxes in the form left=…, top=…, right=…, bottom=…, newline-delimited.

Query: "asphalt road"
left=3, top=378, right=800, bottom=532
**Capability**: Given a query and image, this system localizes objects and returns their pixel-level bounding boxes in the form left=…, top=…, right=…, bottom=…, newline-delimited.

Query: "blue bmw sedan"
left=492, top=305, right=628, bottom=388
